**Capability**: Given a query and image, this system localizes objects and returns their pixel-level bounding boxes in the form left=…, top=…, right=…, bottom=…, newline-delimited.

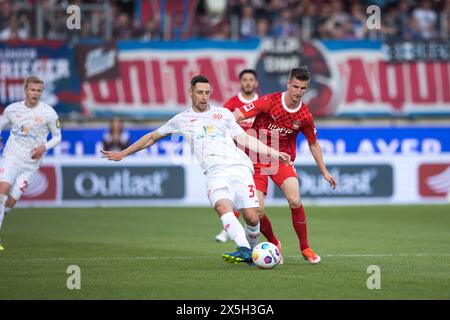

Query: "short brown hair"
left=24, top=76, right=44, bottom=89
left=190, top=75, right=209, bottom=88
left=289, top=66, right=310, bottom=81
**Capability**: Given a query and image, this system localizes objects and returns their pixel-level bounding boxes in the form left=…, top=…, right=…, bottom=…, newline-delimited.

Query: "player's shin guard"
left=0, top=194, right=7, bottom=230
left=291, top=205, right=309, bottom=251
left=245, top=222, right=260, bottom=249
left=220, top=212, right=251, bottom=249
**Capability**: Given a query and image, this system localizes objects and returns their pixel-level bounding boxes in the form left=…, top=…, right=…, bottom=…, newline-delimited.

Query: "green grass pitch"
left=0, top=205, right=449, bottom=300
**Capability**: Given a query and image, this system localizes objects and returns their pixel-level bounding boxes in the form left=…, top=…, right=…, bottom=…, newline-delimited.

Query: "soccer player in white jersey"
left=101, top=75, right=290, bottom=264
left=0, top=76, right=62, bottom=251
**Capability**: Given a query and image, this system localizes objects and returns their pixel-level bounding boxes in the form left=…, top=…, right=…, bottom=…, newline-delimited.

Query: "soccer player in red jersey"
left=214, top=69, right=260, bottom=243
left=234, top=66, right=337, bottom=264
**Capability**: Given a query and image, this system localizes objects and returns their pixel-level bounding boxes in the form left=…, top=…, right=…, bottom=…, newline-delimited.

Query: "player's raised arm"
left=235, top=132, right=290, bottom=165
left=233, top=95, right=270, bottom=122
left=101, top=130, right=165, bottom=161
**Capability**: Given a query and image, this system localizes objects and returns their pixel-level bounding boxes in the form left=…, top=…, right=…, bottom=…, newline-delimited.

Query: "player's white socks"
left=245, top=222, right=260, bottom=249
left=0, top=194, right=7, bottom=230
left=220, top=212, right=251, bottom=249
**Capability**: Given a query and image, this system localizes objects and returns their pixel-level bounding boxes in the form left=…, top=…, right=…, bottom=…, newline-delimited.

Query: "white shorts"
left=206, top=165, right=259, bottom=210
left=0, top=157, right=37, bottom=201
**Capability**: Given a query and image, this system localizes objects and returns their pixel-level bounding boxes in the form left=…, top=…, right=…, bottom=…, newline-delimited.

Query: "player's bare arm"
left=32, top=115, right=62, bottom=160
left=235, top=132, right=291, bottom=165
left=233, top=109, right=246, bottom=123
left=308, top=140, right=337, bottom=189
left=101, top=130, right=165, bottom=161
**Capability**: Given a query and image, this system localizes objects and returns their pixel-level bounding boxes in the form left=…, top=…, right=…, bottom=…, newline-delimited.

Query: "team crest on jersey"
left=292, top=120, right=302, bottom=130
left=243, top=103, right=255, bottom=112
left=34, top=116, right=43, bottom=124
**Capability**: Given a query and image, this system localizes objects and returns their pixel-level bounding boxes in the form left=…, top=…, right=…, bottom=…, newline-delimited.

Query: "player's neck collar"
left=191, top=104, right=211, bottom=113
left=238, top=92, right=258, bottom=104
left=24, top=100, right=39, bottom=108
left=281, top=92, right=302, bottom=113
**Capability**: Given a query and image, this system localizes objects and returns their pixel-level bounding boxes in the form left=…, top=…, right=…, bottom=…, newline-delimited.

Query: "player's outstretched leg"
left=215, top=210, right=240, bottom=242
left=254, top=190, right=283, bottom=264
left=281, top=177, right=321, bottom=264
left=223, top=207, right=260, bottom=265
left=214, top=199, right=253, bottom=264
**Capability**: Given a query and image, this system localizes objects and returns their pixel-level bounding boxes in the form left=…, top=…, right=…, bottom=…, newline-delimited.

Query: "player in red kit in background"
left=234, top=66, right=337, bottom=264
left=214, top=69, right=261, bottom=243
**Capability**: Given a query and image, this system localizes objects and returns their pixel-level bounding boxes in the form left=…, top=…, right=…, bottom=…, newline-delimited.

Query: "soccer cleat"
left=222, top=246, right=253, bottom=264
left=0, top=244, right=4, bottom=251
left=301, top=248, right=321, bottom=264
left=215, top=229, right=228, bottom=243
left=275, top=241, right=284, bottom=265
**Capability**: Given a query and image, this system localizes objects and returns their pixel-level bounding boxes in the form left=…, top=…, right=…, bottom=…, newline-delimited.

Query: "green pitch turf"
left=0, top=205, right=449, bottom=300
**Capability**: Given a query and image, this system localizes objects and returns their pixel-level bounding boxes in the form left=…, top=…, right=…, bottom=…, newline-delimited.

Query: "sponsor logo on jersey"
left=213, top=113, right=223, bottom=120
left=268, top=123, right=293, bottom=135
left=204, top=125, right=215, bottom=135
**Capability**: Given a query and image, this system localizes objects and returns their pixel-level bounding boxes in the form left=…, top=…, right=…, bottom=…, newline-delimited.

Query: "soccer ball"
left=252, top=242, right=281, bottom=269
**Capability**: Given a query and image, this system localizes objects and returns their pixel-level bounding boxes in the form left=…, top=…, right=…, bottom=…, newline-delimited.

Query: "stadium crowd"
left=0, top=0, right=449, bottom=41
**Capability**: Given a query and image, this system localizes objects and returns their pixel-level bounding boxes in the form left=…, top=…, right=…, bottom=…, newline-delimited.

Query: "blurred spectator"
left=381, top=4, right=401, bottom=41
left=321, top=0, right=353, bottom=39
left=113, top=12, right=134, bottom=39
left=0, top=0, right=447, bottom=42
left=0, top=14, right=28, bottom=40
left=196, top=8, right=230, bottom=39
left=349, top=1, right=368, bottom=39
left=239, top=4, right=257, bottom=39
left=270, top=7, right=299, bottom=38
left=441, top=0, right=450, bottom=39
left=316, top=1, right=334, bottom=39
left=255, top=17, right=270, bottom=38
left=102, top=117, right=130, bottom=152
left=0, top=0, right=13, bottom=32
left=412, top=0, right=438, bottom=39
left=140, top=19, right=162, bottom=41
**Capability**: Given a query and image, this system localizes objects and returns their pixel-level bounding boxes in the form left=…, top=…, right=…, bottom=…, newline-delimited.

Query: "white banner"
left=16, top=155, right=450, bottom=208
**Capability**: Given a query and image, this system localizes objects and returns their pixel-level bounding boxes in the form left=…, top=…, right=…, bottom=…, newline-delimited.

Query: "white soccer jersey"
left=157, top=105, right=253, bottom=173
left=0, top=100, right=61, bottom=167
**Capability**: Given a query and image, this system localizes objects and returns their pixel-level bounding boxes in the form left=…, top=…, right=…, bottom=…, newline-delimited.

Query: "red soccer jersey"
left=238, top=91, right=317, bottom=163
left=223, top=92, right=259, bottom=131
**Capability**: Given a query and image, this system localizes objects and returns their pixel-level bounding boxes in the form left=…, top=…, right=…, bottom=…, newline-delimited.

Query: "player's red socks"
left=234, top=210, right=240, bottom=219
left=291, top=206, right=309, bottom=251
left=259, top=213, right=279, bottom=245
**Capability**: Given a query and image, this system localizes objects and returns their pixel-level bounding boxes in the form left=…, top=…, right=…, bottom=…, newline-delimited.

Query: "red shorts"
left=253, top=163, right=298, bottom=195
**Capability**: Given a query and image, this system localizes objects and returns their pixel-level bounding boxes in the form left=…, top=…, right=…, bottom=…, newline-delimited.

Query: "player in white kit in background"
left=0, top=76, right=62, bottom=251
left=101, top=75, right=291, bottom=264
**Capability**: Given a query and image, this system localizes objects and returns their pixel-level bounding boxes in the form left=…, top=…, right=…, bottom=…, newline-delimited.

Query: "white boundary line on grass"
left=1, top=253, right=450, bottom=263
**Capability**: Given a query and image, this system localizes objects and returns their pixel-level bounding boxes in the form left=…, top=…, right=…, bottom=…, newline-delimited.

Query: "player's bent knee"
left=255, top=206, right=265, bottom=217
left=241, top=209, right=259, bottom=226
left=287, top=198, right=302, bottom=208
left=214, top=199, right=233, bottom=216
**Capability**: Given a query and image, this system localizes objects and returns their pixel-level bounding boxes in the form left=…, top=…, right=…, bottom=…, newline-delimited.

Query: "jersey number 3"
left=248, top=185, right=255, bottom=198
